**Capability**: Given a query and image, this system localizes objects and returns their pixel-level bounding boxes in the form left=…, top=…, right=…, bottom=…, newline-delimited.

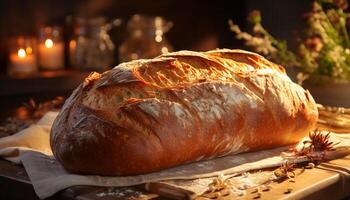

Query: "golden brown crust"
left=50, top=49, right=318, bottom=176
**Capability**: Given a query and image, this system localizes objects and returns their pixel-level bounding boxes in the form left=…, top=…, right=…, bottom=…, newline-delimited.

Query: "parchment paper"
left=20, top=146, right=289, bottom=199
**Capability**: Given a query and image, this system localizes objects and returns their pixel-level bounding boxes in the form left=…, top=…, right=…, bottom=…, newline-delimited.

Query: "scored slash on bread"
left=50, top=49, right=318, bottom=176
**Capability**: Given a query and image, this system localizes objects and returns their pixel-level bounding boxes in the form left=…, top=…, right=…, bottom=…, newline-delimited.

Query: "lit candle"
left=9, top=48, right=37, bottom=75
left=69, top=40, right=77, bottom=67
left=38, top=38, right=64, bottom=70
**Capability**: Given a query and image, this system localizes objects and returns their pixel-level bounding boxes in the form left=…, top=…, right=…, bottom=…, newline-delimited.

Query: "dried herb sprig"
left=228, top=12, right=299, bottom=68
left=229, top=0, right=350, bottom=83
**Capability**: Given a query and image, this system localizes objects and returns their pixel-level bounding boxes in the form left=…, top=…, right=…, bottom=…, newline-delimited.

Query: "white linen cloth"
left=0, top=112, right=57, bottom=163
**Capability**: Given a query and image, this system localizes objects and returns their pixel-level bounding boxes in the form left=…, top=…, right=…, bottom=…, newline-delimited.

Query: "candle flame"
left=18, top=48, right=26, bottom=58
left=26, top=47, right=33, bottom=54
left=69, top=40, right=76, bottom=48
left=45, top=39, right=54, bottom=48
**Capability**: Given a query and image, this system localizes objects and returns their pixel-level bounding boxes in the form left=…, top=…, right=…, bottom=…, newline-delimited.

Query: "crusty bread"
left=50, top=49, right=318, bottom=176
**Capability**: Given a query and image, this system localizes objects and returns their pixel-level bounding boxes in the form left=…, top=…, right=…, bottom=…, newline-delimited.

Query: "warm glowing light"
left=45, top=39, right=54, bottom=48
left=156, top=30, right=163, bottom=35
left=69, top=40, right=76, bottom=48
left=17, top=49, right=26, bottom=58
left=155, top=35, right=162, bottom=42
left=161, top=47, right=169, bottom=54
left=26, top=47, right=33, bottom=54
left=131, top=53, right=138, bottom=60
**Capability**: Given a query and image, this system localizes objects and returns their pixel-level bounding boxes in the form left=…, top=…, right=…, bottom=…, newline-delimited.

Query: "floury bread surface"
left=50, top=49, right=318, bottom=176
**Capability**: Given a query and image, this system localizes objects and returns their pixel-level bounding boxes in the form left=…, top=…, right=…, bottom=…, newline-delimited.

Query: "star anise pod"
left=274, top=161, right=296, bottom=180
left=305, top=129, right=338, bottom=152
left=283, top=129, right=339, bottom=162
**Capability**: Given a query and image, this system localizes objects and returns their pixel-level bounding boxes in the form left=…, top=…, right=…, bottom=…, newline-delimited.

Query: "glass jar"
left=8, top=36, right=38, bottom=77
left=119, top=15, right=173, bottom=62
left=38, top=26, right=65, bottom=70
left=69, top=17, right=115, bottom=71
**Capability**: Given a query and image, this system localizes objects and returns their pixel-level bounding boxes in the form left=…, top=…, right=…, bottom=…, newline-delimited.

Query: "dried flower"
left=229, top=17, right=298, bottom=68
left=305, top=37, right=323, bottom=52
left=230, top=1, right=350, bottom=83
left=248, top=10, right=262, bottom=24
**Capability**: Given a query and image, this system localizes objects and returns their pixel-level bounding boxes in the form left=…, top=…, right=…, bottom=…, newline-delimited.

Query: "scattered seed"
left=211, top=193, right=219, bottom=199
left=236, top=190, right=246, bottom=197
left=260, top=185, right=270, bottom=192
left=204, top=192, right=219, bottom=199
left=305, top=163, right=315, bottom=169
left=212, top=179, right=219, bottom=185
left=208, top=185, right=215, bottom=192
left=284, top=188, right=293, bottom=194
left=253, top=192, right=262, bottom=199
left=242, top=172, right=249, bottom=178
left=218, top=174, right=225, bottom=180
left=251, top=188, right=259, bottom=193
left=238, top=184, right=249, bottom=190
left=220, top=189, right=231, bottom=196
left=229, top=188, right=237, bottom=193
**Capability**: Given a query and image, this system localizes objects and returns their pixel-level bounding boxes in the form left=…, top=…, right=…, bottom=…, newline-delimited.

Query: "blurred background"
left=0, top=0, right=310, bottom=119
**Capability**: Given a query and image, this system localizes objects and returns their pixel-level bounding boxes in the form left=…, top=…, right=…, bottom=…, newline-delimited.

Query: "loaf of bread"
left=50, top=49, right=318, bottom=176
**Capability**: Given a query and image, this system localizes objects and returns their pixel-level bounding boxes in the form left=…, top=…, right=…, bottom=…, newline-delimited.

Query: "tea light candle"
left=38, top=38, right=64, bottom=69
left=9, top=48, right=37, bottom=75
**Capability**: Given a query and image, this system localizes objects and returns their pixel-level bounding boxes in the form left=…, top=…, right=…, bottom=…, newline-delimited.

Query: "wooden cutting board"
left=146, top=154, right=350, bottom=200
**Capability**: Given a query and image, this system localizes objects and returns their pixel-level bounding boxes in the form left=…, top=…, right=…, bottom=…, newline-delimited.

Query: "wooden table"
left=1, top=155, right=350, bottom=200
